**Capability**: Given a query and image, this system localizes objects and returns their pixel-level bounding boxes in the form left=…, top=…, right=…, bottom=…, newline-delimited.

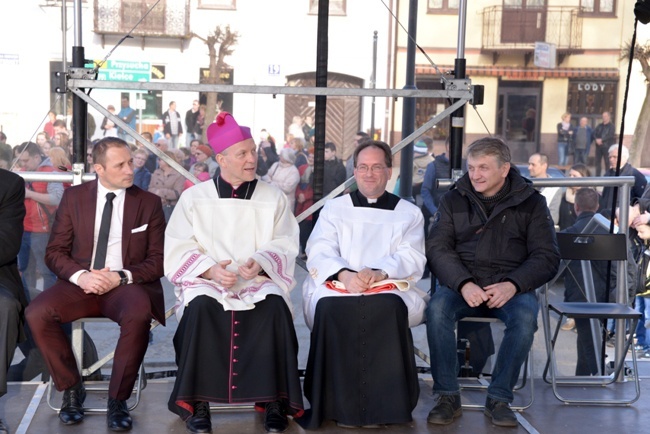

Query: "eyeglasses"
left=355, top=164, right=387, bottom=174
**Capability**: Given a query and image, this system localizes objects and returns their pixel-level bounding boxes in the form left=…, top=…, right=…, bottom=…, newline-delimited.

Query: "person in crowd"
left=25, top=137, right=166, bottom=431
left=185, top=100, right=200, bottom=147
left=100, top=105, right=118, bottom=137
left=52, top=119, right=68, bottom=137
left=558, top=164, right=592, bottom=232
left=268, top=148, right=300, bottom=213
left=572, top=117, right=592, bottom=165
left=345, top=132, right=370, bottom=180
left=44, top=111, right=57, bottom=139
left=421, top=139, right=450, bottom=240
left=149, top=150, right=185, bottom=222
left=528, top=152, right=562, bottom=226
left=164, top=111, right=303, bottom=434
left=35, top=132, right=49, bottom=148
left=599, top=144, right=647, bottom=212
left=0, top=169, right=26, bottom=434
left=53, top=132, right=72, bottom=158
left=425, top=137, right=559, bottom=427
left=412, top=137, right=434, bottom=202
left=133, top=148, right=152, bottom=191
left=117, top=98, right=136, bottom=143
left=49, top=147, right=72, bottom=189
left=295, top=149, right=314, bottom=258
left=287, top=115, right=305, bottom=141
left=258, top=130, right=279, bottom=171
left=153, top=123, right=165, bottom=144
left=163, top=101, right=183, bottom=149
left=38, top=139, right=52, bottom=158
left=633, top=219, right=650, bottom=357
left=556, top=113, right=573, bottom=167
left=177, top=147, right=192, bottom=171
left=323, top=142, right=346, bottom=197
left=561, top=187, right=612, bottom=373
left=291, top=138, right=308, bottom=168
left=300, top=140, right=426, bottom=429
left=182, top=162, right=211, bottom=192
left=15, top=142, right=62, bottom=296
left=189, top=144, right=219, bottom=178
left=593, top=111, right=616, bottom=177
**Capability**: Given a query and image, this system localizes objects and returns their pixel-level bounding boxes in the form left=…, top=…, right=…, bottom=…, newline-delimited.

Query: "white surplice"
left=303, top=194, right=428, bottom=329
left=164, top=180, right=299, bottom=319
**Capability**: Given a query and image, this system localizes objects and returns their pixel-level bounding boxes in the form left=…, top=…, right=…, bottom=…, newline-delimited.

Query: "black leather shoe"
left=427, top=393, right=461, bottom=425
left=59, top=384, right=86, bottom=425
left=107, top=398, right=132, bottom=431
left=0, top=417, right=9, bottom=434
left=264, top=401, right=288, bottom=433
left=185, top=401, right=212, bottom=433
left=484, top=397, right=518, bottom=427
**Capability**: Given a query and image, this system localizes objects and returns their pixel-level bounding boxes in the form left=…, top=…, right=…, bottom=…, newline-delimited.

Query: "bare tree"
left=192, top=25, right=239, bottom=143
left=621, top=41, right=650, bottom=167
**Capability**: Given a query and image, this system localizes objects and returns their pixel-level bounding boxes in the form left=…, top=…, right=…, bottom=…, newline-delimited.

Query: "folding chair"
left=45, top=306, right=175, bottom=413
left=542, top=232, right=641, bottom=405
left=456, top=317, right=534, bottom=410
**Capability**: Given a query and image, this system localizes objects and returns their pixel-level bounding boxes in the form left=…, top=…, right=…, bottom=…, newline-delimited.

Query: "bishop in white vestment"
left=164, top=112, right=303, bottom=434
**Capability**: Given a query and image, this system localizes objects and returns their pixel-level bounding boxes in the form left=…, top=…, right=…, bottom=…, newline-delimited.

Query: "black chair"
left=542, top=232, right=641, bottom=405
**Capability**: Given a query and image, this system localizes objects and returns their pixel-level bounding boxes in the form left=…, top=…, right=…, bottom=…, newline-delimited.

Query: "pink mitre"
left=206, top=111, right=253, bottom=155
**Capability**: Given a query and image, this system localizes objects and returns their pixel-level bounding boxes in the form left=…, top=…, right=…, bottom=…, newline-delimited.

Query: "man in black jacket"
left=592, top=111, right=615, bottom=176
left=425, top=137, right=560, bottom=427
left=0, top=169, right=27, bottom=434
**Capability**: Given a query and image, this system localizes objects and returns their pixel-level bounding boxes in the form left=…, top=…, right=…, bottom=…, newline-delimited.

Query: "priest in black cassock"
left=300, top=140, right=427, bottom=428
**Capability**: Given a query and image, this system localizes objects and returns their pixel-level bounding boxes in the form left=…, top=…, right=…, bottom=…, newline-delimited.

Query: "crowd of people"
left=2, top=105, right=650, bottom=434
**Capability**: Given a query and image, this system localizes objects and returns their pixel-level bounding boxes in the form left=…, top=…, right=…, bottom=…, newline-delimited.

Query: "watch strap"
left=117, top=270, right=128, bottom=285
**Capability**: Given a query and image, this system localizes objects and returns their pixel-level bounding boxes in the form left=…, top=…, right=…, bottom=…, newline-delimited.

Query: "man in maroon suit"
left=26, top=137, right=166, bottom=431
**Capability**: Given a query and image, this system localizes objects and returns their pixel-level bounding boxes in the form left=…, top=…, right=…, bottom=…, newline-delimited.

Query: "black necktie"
left=93, top=192, right=116, bottom=270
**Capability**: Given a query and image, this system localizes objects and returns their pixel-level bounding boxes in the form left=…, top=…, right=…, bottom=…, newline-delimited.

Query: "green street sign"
left=95, top=59, right=151, bottom=82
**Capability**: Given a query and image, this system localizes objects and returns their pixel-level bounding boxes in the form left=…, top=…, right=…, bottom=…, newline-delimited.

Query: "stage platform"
left=3, top=268, right=649, bottom=433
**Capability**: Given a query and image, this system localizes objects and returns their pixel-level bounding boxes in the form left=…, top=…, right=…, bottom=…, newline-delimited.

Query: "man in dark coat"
left=425, top=137, right=560, bottom=427
left=0, top=169, right=27, bottom=434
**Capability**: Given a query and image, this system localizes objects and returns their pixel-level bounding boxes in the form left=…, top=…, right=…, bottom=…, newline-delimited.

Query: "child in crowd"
left=182, top=162, right=210, bottom=191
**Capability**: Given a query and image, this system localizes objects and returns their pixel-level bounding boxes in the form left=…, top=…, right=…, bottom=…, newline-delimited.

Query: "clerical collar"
left=351, top=190, right=400, bottom=210
left=214, top=176, right=257, bottom=200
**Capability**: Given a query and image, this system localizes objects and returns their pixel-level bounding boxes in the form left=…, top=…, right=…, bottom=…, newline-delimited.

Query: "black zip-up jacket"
left=426, top=167, right=560, bottom=294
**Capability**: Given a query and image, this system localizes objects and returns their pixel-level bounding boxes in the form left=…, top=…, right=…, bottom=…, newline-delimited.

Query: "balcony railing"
left=482, top=6, right=583, bottom=53
left=94, top=0, right=191, bottom=39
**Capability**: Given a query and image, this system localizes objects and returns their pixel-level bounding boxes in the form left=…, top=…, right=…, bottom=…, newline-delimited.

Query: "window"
left=122, top=0, right=164, bottom=33
left=198, top=0, right=235, bottom=10
left=580, top=0, right=615, bottom=16
left=309, top=0, right=346, bottom=16
left=427, top=0, right=459, bottom=14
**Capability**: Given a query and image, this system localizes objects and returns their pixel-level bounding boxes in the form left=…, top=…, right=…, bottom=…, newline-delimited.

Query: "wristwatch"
left=378, top=269, right=389, bottom=280
left=117, top=270, right=129, bottom=286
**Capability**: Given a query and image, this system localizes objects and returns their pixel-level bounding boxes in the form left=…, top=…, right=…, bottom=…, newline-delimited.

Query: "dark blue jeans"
left=426, top=285, right=538, bottom=403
